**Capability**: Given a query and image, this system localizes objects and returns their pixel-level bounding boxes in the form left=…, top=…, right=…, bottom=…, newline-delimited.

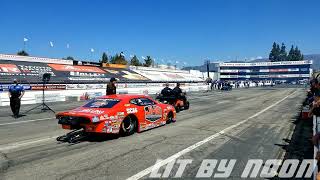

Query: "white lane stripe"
left=0, top=136, right=57, bottom=152
left=126, top=91, right=296, bottom=180
left=0, top=117, right=55, bottom=126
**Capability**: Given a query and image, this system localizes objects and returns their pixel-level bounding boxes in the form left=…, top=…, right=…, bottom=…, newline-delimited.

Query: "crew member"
left=8, top=79, right=25, bottom=118
left=160, top=83, right=172, bottom=96
left=106, top=77, right=117, bottom=95
left=173, top=83, right=186, bottom=103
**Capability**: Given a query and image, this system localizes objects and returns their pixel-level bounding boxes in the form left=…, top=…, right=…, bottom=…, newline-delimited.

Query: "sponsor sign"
left=219, top=60, right=312, bottom=67
left=48, top=64, right=105, bottom=73
left=73, top=60, right=101, bottom=67
left=31, top=84, right=66, bottom=90
left=0, top=64, right=21, bottom=73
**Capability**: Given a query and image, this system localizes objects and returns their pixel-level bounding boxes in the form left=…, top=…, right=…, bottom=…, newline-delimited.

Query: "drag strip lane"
left=0, top=88, right=304, bottom=180
left=126, top=90, right=297, bottom=180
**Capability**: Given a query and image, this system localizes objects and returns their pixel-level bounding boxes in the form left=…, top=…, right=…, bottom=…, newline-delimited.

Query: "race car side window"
left=139, top=98, right=155, bottom=106
left=129, top=99, right=139, bottom=105
left=130, top=98, right=155, bottom=106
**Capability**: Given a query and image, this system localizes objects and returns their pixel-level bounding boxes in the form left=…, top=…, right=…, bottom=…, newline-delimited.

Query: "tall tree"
left=287, top=45, right=295, bottom=61
left=17, top=50, right=29, bottom=56
left=110, top=53, right=128, bottom=65
left=269, top=42, right=281, bottom=62
left=100, top=52, right=109, bottom=63
left=63, top=56, right=75, bottom=60
left=275, top=44, right=281, bottom=61
left=130, top=55, right=141, bottom=66
left=279, top=43, right=287, bottom=61
left=143, top=56, right=153, bottom=67
left=293, top=46, right=302, bottom=61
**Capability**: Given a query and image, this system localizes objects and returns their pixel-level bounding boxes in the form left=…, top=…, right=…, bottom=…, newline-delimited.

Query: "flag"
left=90, top=48, right=94, bottom=53
left=49, top=41, right=54, bottom=47
left=67, top=43, right=70, bottom=49
left=23, top=38, right=28, bottom=42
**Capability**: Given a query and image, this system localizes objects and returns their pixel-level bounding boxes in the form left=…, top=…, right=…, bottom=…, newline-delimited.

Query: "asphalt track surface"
left=0, top=87, right=306, bottom=180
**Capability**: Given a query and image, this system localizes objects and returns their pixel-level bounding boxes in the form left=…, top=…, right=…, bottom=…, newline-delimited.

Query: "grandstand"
left=0, top=53, right=204, bottom=85
left=0, top=54, right=206, bottom=105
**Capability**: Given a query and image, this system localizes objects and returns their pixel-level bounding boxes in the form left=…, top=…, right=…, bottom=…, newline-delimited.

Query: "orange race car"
left=56, top=94, right=176, bottom=143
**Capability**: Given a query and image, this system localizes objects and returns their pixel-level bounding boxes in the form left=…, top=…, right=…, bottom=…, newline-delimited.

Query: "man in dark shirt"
left=160, top=83, right=172, bottom=97
left=106, top=77, right=117, bottom=95
left=8, top=79, right=25, bottom=118
left=172, top=83, right=186, bottom=103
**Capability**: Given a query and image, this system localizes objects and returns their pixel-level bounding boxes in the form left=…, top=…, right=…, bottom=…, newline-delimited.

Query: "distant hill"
left=305, top=54, right=320, bottom=70
left=183, top=54, right=320, bottom=71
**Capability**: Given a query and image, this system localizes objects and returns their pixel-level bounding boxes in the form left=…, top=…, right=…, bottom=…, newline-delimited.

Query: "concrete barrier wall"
left=0, top=83, right=209, bottom=106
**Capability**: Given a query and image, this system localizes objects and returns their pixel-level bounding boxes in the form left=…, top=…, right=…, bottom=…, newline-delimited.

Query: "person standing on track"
left=8, top=79, right=25, bottom=118
left=106, top=77, right=117, bottom=95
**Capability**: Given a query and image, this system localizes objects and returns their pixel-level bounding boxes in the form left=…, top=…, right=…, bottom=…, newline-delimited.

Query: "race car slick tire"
left=166, top=112, right=173, bottom=124
left=121, top=116, right=136, bottom=136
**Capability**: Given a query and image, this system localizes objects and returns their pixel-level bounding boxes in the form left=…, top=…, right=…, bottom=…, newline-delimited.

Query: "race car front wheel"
left=166, top=112, right=173, bottom=124
left=121, top=116, right=136, bottom=136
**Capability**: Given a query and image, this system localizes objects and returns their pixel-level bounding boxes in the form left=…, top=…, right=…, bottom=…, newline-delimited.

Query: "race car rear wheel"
left=184, top=101, right=190, bottom=110
left=121, top=115, right=136, bottom=136
left=175, top=105, right=180, bottom=113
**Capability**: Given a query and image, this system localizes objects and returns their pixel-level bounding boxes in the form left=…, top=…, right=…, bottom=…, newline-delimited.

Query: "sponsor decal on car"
left=144, top=105, right=162, bottom=122
left=75, top=109, right=105, bottom=115
left=117, top=112, right=125, bottom=116
left=127, top=108, right=138, bottom=114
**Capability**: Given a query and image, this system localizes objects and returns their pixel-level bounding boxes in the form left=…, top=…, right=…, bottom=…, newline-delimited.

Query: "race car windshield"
left=83, top=99, right=120, bottom=108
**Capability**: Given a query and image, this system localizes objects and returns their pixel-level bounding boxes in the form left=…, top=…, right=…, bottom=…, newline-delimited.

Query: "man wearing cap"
left=8, top=79, right=25, bottom=118
left=106, top=77, right=117, bottom=95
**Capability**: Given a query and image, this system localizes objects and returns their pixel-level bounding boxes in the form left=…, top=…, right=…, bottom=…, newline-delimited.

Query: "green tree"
left=275, top=44, right=280, bottom=61
left=130, top=55, right=141, bottom=66
left=100, top=52, right=109, bottom=63
left=143, top=56, right=153, bottom=67
left=292, top=46, right=303, bottom=61
left=279, top=43, right=287, bottom=61
left=269, top=42, right=281, bottom=62
left=63, top=56, right=75, bottom=60
left=110, top=53, right=128, bottom=65
left=287, top=45, right=295, bottom=61
left=17, top=50, right=29, bottom=56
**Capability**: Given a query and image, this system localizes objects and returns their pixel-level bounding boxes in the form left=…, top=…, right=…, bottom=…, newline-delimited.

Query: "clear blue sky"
left=1, top=0, right=319, bottom=66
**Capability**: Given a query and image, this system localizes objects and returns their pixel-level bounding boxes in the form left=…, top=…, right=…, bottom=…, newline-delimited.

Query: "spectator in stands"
left=106, top=77, right=117, bottom=95
left=8, top=79, right=25, bottom=118
left=160, top=83, right=172, bottom=97
left=173, top=83, right=186, bottom=104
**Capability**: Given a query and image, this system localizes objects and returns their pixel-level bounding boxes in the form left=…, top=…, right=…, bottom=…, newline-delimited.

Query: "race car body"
left=56, top=94, right=176, bottom=136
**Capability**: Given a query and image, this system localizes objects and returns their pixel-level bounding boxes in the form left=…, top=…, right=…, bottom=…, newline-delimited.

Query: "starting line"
left=0, top=117, right=55, bottom=126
